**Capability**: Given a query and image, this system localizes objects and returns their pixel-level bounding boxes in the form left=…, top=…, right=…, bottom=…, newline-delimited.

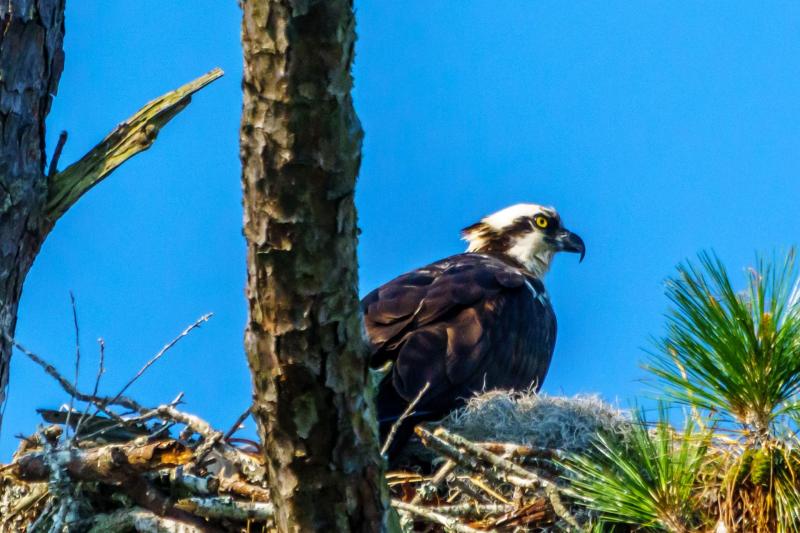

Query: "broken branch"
left=45, top=68, right=223, bottom=222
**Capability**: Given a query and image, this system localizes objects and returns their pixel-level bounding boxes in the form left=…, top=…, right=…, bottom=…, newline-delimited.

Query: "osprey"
left=362, top=203, right=585, bottom=455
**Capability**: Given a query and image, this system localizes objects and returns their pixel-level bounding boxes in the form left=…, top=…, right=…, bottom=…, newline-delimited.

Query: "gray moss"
left=441, top=390, right=631, bottom=453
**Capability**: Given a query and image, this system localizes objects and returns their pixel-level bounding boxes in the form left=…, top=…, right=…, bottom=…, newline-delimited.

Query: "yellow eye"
left=534, top=215, right=549, bottom=229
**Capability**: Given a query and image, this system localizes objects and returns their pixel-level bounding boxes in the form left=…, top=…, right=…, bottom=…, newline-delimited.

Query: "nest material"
left=0, top=311, right=630, bottom=533
left=387, top=390, right=631, bottom=532
left=0, top=413, right=271, bottom=533
left=442, top=391, right=630, bottom=453
left=1, top=390, right=628, bottom=532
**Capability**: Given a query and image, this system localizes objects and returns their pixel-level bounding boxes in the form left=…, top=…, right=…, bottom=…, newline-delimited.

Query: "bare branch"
left=108, top=313, right=212, bottom=407
left=6, top=335, right=142, bottom=417
left=10, top=441, right=192, bottom=483
left=416, top=426, right=583, bottom=531
left=392, top=500, right=490, bottom=533
left=45, top=68, right=224, bottom=222
left=87, top=508, right=205, bottom=533
left=73, top=338, right=106, bottom=438
left=381, top=381, right=430, bottom=456
left=47, top=131, right=68, bottom=177
left=174, top=497, right=274, bottom=521
left=223, top=405, right=252, bottom=441
left=63, top=292, right=81, bottom=442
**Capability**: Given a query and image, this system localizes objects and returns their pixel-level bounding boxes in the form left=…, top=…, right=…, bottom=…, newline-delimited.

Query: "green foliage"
left=645, top=249, right=800, bottom=439
left=566, top=250, right=800, bottom=531
left=563, top=405, right=710, bottom=532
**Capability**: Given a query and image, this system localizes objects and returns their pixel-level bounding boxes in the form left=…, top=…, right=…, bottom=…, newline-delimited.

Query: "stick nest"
left=1, top=313, right=629, bottom=532
left=388, top=390, right=631, bottom=532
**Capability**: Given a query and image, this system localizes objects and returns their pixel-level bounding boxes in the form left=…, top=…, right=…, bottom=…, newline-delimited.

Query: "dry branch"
left=45, top=68, right=223, bottom=221
left=381, top=423, right=592, bottom=531
left=382, top=381, right=430, bottom=456
left=174, top=496, right=274, bottom=521
left=87, top=507, right=205, bottom=533
left=393, top=499, right=492, bottom=533
left=9, top=440, right=192, bottom=484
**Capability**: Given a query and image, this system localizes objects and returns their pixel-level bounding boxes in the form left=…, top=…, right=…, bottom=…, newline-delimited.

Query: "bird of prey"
left=362, top=203, right=585, bottom=456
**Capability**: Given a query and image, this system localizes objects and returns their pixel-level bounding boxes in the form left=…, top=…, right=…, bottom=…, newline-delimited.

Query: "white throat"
left=465, top=232, right=554, bottom=278
left=505, top=233, right=554, bottom=277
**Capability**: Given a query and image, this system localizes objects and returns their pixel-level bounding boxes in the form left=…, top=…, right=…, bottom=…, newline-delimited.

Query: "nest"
left=1, top=313, right=629, bottom=532
left=1, top=391, right=628, bottom=533
left=0, top=314, right=273, bottom=532
left=387, top=391, right=631, bottom=532
left=0, top=407, right=270, bottom=532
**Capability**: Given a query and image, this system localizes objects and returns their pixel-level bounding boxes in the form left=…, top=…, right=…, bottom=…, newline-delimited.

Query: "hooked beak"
left=548, top=229, right=586, bottom=262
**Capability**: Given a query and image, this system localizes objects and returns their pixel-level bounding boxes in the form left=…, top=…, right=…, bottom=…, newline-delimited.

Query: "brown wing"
left=362, top=253, right=556, bottom=425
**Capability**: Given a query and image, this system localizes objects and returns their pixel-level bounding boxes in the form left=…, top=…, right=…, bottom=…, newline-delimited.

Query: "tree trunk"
left=240, top=1, right=389, bottom=532
left=0, top=0, right=66, bottom=423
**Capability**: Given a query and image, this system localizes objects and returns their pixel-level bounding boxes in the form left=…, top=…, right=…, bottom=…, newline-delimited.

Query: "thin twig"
left=410, top=459, right=456, bottom=505
left=223, top=405, right=252, bottom=441
left=87, top=507, right=205, bottom=533
left=64, top=292, right=81, bottom=442
left=381, top=381, right=430, bottom=456
left=74, top=338, right=106, bottom=438
left=108, top=313, right=212, bottom=408
left=6, top=335, right=140, bottom=419
left=78, top=392, right=183, bottom=443
left=47, top=131, right=68, bottom=177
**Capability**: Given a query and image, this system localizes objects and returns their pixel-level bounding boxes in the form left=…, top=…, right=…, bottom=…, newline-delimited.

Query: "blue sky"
left=3, top=2, right=800, bottom=459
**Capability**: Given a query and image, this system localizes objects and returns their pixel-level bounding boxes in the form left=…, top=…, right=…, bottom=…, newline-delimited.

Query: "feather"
left=362, top=252, right=557, bottom=457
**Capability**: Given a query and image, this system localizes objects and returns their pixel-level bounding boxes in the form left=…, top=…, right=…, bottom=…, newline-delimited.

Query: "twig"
left=392, top=500, right=492, bottom=533
left=217, top=478, right=270, bottom=502
left=6, top=335, right=141, bottom=419
left=476, top=442, right=565, bottom=461
left=78, top=392, right=184, bottom=443
left=166, top=466, right=217, bottom=495
left=108, top=313, right=212, bottom=407
left=410, top=459, right=456, bottom=504
left=381, top=381, right=430, bottom=456
left=1, top=482, right=48, bottom=523
left=425, top=502, right=511, bottom=518
left=47, top=131, right=68, bottom=177
left=448, top=476, right=494, bottom=505
left=433, top=428, right=544, bottom=483
left=462, top=475, right=512, bottom=504
left=414, top=426, right=510, bottom=488
left=223, top=405, right=252, bottom=441
left=74, top=339, right=106, bottom=438
left=63, top=292, right=81, bottom=442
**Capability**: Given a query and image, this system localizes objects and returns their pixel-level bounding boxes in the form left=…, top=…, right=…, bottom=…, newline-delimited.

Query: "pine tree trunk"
left=0, top=0, right=66, bottom=424
left=240, top=1, right=388, bottom=531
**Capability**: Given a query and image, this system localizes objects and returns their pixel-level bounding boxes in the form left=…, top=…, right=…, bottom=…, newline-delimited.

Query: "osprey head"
left=461, top=203, right=585, bottom=277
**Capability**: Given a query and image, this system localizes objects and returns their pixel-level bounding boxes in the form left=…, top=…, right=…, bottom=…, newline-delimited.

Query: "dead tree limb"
left=45, top=69, right=223, bottom=222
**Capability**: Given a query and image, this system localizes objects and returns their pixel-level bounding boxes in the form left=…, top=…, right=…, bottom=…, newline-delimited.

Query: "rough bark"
left=240, top=1, right=389, bottom=531
left=0, top=0, right=66, bottom=425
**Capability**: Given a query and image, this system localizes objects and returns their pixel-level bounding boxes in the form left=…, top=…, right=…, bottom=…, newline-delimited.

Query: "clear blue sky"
left=3, top=2, right=800, bottom=459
